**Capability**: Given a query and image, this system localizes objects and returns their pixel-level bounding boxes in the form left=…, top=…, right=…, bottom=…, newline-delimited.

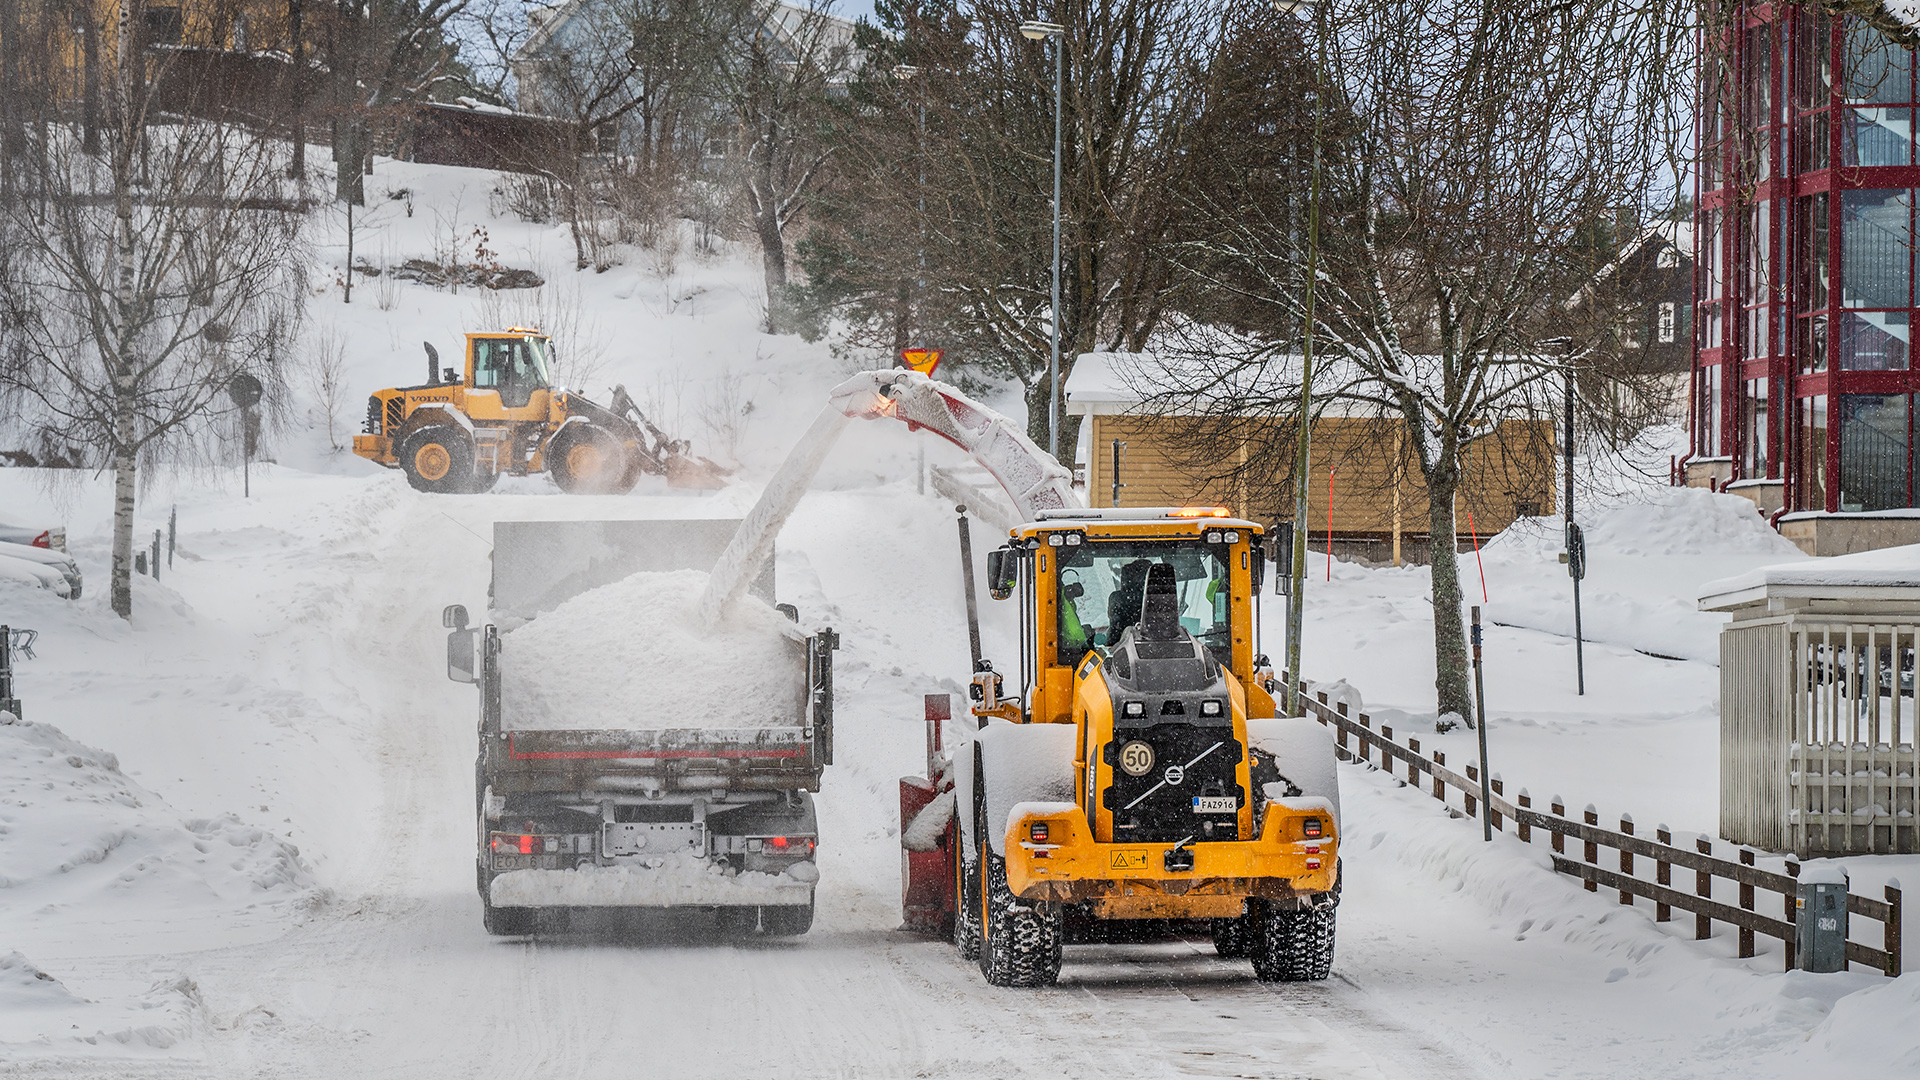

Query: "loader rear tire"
left=1249, top=901, right=1335, bottom=982
left=978, top=852, right=1061, bottom=987
left=548, top=425, right=626, bottom=494
left=401, top=427, right=475, bottom=494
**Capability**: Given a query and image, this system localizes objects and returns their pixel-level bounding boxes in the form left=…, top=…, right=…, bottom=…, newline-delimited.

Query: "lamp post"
left=1273, top=0, right=1324, bottom=716
left=1020, top=19, right=1066, bottom=461
left=1537, top=335, right=1584, bottom=696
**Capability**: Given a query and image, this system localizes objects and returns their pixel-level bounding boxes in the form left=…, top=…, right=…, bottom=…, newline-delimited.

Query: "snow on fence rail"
left=1287, top=679, right=1904, bottom=977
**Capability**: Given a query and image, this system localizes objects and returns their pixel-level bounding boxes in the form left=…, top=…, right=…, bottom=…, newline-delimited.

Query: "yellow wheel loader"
left=351, top=329, right=725, bottom=494
left=799, top=371, right=1342, bottom=988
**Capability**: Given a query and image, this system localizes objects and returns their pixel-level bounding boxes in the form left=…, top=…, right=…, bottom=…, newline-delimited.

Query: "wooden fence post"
left=1785, top=861, right=1799, bottom=972
left=1551, top=797, right=1565, bottom=855
left=1694, top=837, right=1713, bottom=941
left=1432, top=750, right=1446, bottom=802
left=1655, top=824, right=1671, bottom=923
left=1465, top=765, right=1479, bottom=818
left=1583, top=805, right=1599, bottom=893
left=1380, top=725, right=1394, bottom=780
left=1618, top=814, right=1635, bottom=905
left=1738, top=849, right=1756, bottom=959
left=1358, top=712, right=1372, bottom=766
left=1886, top=879, right=1903, bottom=978
left=1491, top=775, right=1504, bottom=833
left=1517, top=790, right=1532, bottom=843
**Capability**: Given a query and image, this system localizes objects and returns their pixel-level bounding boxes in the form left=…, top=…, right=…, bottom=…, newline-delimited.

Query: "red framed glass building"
left=1694, top=4, right=1920, bottom=528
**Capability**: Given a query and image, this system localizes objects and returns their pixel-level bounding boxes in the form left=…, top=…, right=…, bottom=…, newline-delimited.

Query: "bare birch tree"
left=0, top=2, right=306, bottom=618
left=1152, top=0, right=1692, bottom=723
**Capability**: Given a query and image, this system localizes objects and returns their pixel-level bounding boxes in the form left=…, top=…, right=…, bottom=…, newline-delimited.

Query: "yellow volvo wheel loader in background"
left=351, top=328, right=725, bottom=494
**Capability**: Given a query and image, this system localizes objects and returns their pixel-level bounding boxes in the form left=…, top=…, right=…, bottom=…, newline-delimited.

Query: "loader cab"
left=993, top=508, right=1273, bottom=725
left=464, top=329, right=553, bottom=420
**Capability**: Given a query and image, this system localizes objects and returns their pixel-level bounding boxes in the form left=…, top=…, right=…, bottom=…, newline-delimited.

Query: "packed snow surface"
left=501, top=568, right=805, bottom=730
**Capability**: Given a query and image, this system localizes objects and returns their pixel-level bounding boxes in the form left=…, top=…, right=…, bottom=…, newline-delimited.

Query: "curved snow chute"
left=696, top=369, right=1080, bottom=628
left=827, top=370, right=1081, bottom=521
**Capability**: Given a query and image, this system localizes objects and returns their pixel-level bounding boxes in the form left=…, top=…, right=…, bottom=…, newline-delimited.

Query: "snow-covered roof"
left=1698, top=543, right=1920, bottom=611
left=1064, top=349, right=1560, bottom=419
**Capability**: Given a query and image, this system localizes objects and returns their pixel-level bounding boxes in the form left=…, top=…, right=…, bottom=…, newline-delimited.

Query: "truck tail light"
left=1029, top=822, right=1050, bottom=843
left=759, top=836, right=816, bottom=854
left=491, top=832, right=556, bottom=855
left=1302, top=817, right=1324, bottom=839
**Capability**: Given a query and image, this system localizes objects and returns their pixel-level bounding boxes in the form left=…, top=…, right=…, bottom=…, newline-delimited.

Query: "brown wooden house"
left=1065, top=353, right=1560, bottom=565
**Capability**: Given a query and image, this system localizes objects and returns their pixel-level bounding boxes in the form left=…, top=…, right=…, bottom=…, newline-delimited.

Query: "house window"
left=1658, top=302, right=1676, bottom=343
left=145, top=6, right=182, bottom=47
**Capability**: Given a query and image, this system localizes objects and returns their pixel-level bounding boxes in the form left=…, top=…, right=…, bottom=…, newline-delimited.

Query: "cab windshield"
left=473, top=336, right=552, bottom=408
left=1056, top=540, right=1231, bottom=667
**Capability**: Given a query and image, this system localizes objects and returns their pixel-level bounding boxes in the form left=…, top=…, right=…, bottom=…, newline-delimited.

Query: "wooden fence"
left=1288, top=680, right=1904, bottom=977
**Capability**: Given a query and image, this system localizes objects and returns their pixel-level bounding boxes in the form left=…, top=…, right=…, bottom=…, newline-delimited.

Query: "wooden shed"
left=1064, top=352, right=1559, bottom=564
left=1701, top=549, right=1920, bottom=857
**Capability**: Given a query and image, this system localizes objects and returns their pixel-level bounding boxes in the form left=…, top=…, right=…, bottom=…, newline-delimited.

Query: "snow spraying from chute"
left=695, top=369, right=1081, bottom=627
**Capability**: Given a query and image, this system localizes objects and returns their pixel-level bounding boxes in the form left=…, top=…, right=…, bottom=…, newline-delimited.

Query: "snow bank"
left=1483, top=487, right=1798, bottom=562
left=1796, top=973, right=1920, bottom=1072
left=0, top=952, right=86, bottom=1012
left=501, top=568, right=806, bottom=730
left=489, top=855, right=814, bottom=907
left=0, top=716, right=312, bottom=912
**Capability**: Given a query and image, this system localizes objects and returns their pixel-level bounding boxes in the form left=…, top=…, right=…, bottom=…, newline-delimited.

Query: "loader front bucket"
left=664, top=454, right=731, bottom=490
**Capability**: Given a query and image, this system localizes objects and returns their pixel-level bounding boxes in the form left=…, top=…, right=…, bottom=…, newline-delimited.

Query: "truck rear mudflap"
left=1003, top=798, right=1338, bottom=918
left=489, top=857, right=815, bottom=909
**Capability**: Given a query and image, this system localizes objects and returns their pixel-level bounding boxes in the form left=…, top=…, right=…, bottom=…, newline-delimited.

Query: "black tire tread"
left=1249, top=902, right=1335, bottom=982
left=978, top=853, right=1061, bottom=987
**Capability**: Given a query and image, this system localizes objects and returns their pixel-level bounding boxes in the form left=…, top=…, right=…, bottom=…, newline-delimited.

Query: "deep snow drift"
left=500, top=568, right=805, bottom=730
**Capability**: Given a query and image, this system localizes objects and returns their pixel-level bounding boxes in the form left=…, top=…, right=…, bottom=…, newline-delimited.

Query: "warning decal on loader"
left=1109, top=850, right=1150, bottom=871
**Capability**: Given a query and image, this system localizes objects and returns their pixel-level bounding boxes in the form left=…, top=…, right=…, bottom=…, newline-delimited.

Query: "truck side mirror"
left=443, top=604, right=469, bottom=630
left=1250, top=539, right=1265, bottom=594
left=987, top=547, right=1017, bottom=601
left=448, top=628, right=478, bottom=684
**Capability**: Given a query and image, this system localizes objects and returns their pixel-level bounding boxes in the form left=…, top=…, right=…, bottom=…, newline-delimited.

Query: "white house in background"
left=511, top=0, right=862, bottom=154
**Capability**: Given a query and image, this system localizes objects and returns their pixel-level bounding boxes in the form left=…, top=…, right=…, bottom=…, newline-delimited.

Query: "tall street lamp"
left=1020, top=19, right=1066, bottom=461
left=1273, top=0, right=1324, bottom=716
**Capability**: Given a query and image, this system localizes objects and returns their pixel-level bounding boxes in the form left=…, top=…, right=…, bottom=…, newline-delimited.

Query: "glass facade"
left=1698, top=9, right=1920, bottom=511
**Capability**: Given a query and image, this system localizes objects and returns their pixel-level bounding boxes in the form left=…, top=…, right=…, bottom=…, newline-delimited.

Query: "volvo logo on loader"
left=1163, top=764, right=1186, bottom=786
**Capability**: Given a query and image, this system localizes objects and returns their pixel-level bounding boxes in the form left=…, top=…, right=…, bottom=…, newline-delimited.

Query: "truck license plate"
left=1191, top=797, right=1236, bottom=814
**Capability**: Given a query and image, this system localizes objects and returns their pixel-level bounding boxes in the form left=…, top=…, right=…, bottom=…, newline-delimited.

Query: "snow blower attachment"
left=352, top=330, right=728, bottom=493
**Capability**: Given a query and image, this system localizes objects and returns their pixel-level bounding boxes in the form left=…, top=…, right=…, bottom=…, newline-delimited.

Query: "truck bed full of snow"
left=501, top=569, right=806, bottom=731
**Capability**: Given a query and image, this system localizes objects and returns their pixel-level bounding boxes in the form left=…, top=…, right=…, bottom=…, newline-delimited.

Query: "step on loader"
left=352, top=328, right=726, bottom=494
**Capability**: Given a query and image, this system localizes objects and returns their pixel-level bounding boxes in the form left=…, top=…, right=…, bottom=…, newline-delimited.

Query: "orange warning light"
left=900, top=348, right=943, bottom=376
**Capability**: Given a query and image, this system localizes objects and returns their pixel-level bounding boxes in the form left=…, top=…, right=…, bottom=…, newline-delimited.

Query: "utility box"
left=1795, top=866, right=1850, bottom=973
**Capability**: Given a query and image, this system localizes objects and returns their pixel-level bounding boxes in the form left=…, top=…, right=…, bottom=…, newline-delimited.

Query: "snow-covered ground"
left=1, top=155, right=1914, bottom=1078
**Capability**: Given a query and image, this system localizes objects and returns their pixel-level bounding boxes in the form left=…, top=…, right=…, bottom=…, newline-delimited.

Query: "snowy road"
left=6, top=468, right=1913, bottom=1080
left=1, top=472, right=1483, bottom=1080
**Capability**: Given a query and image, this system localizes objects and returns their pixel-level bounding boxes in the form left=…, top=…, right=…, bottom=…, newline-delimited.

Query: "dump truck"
left=827, top=371, right=1341, bottom=987
left=354, top=328, right=724, bottom=494
left=444, top=519, right=836, bottom=936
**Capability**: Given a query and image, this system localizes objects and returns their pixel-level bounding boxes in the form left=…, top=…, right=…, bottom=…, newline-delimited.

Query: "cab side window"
left=472, top=340, right=503, bottom=389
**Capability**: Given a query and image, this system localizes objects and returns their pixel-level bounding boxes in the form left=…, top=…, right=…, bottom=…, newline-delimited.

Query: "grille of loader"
left=1102, top=725, right=1243, bottom=843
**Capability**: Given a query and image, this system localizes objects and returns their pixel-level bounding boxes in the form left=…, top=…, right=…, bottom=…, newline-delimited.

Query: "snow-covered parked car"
left=0, top=541, right=81, bottom=599
left=0, top=523, right=65, bottom=550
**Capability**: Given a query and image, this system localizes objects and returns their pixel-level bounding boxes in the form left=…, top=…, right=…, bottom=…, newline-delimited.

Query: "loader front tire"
left=548, top=425, right=626, bottom=494
left=401, top=427, right=474, bottom=494
left=978, top=852, right=1061, bottom=987
left=1249, top=901, right=1335, bottom=982
left=954, top=848, right=983, bottom=961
